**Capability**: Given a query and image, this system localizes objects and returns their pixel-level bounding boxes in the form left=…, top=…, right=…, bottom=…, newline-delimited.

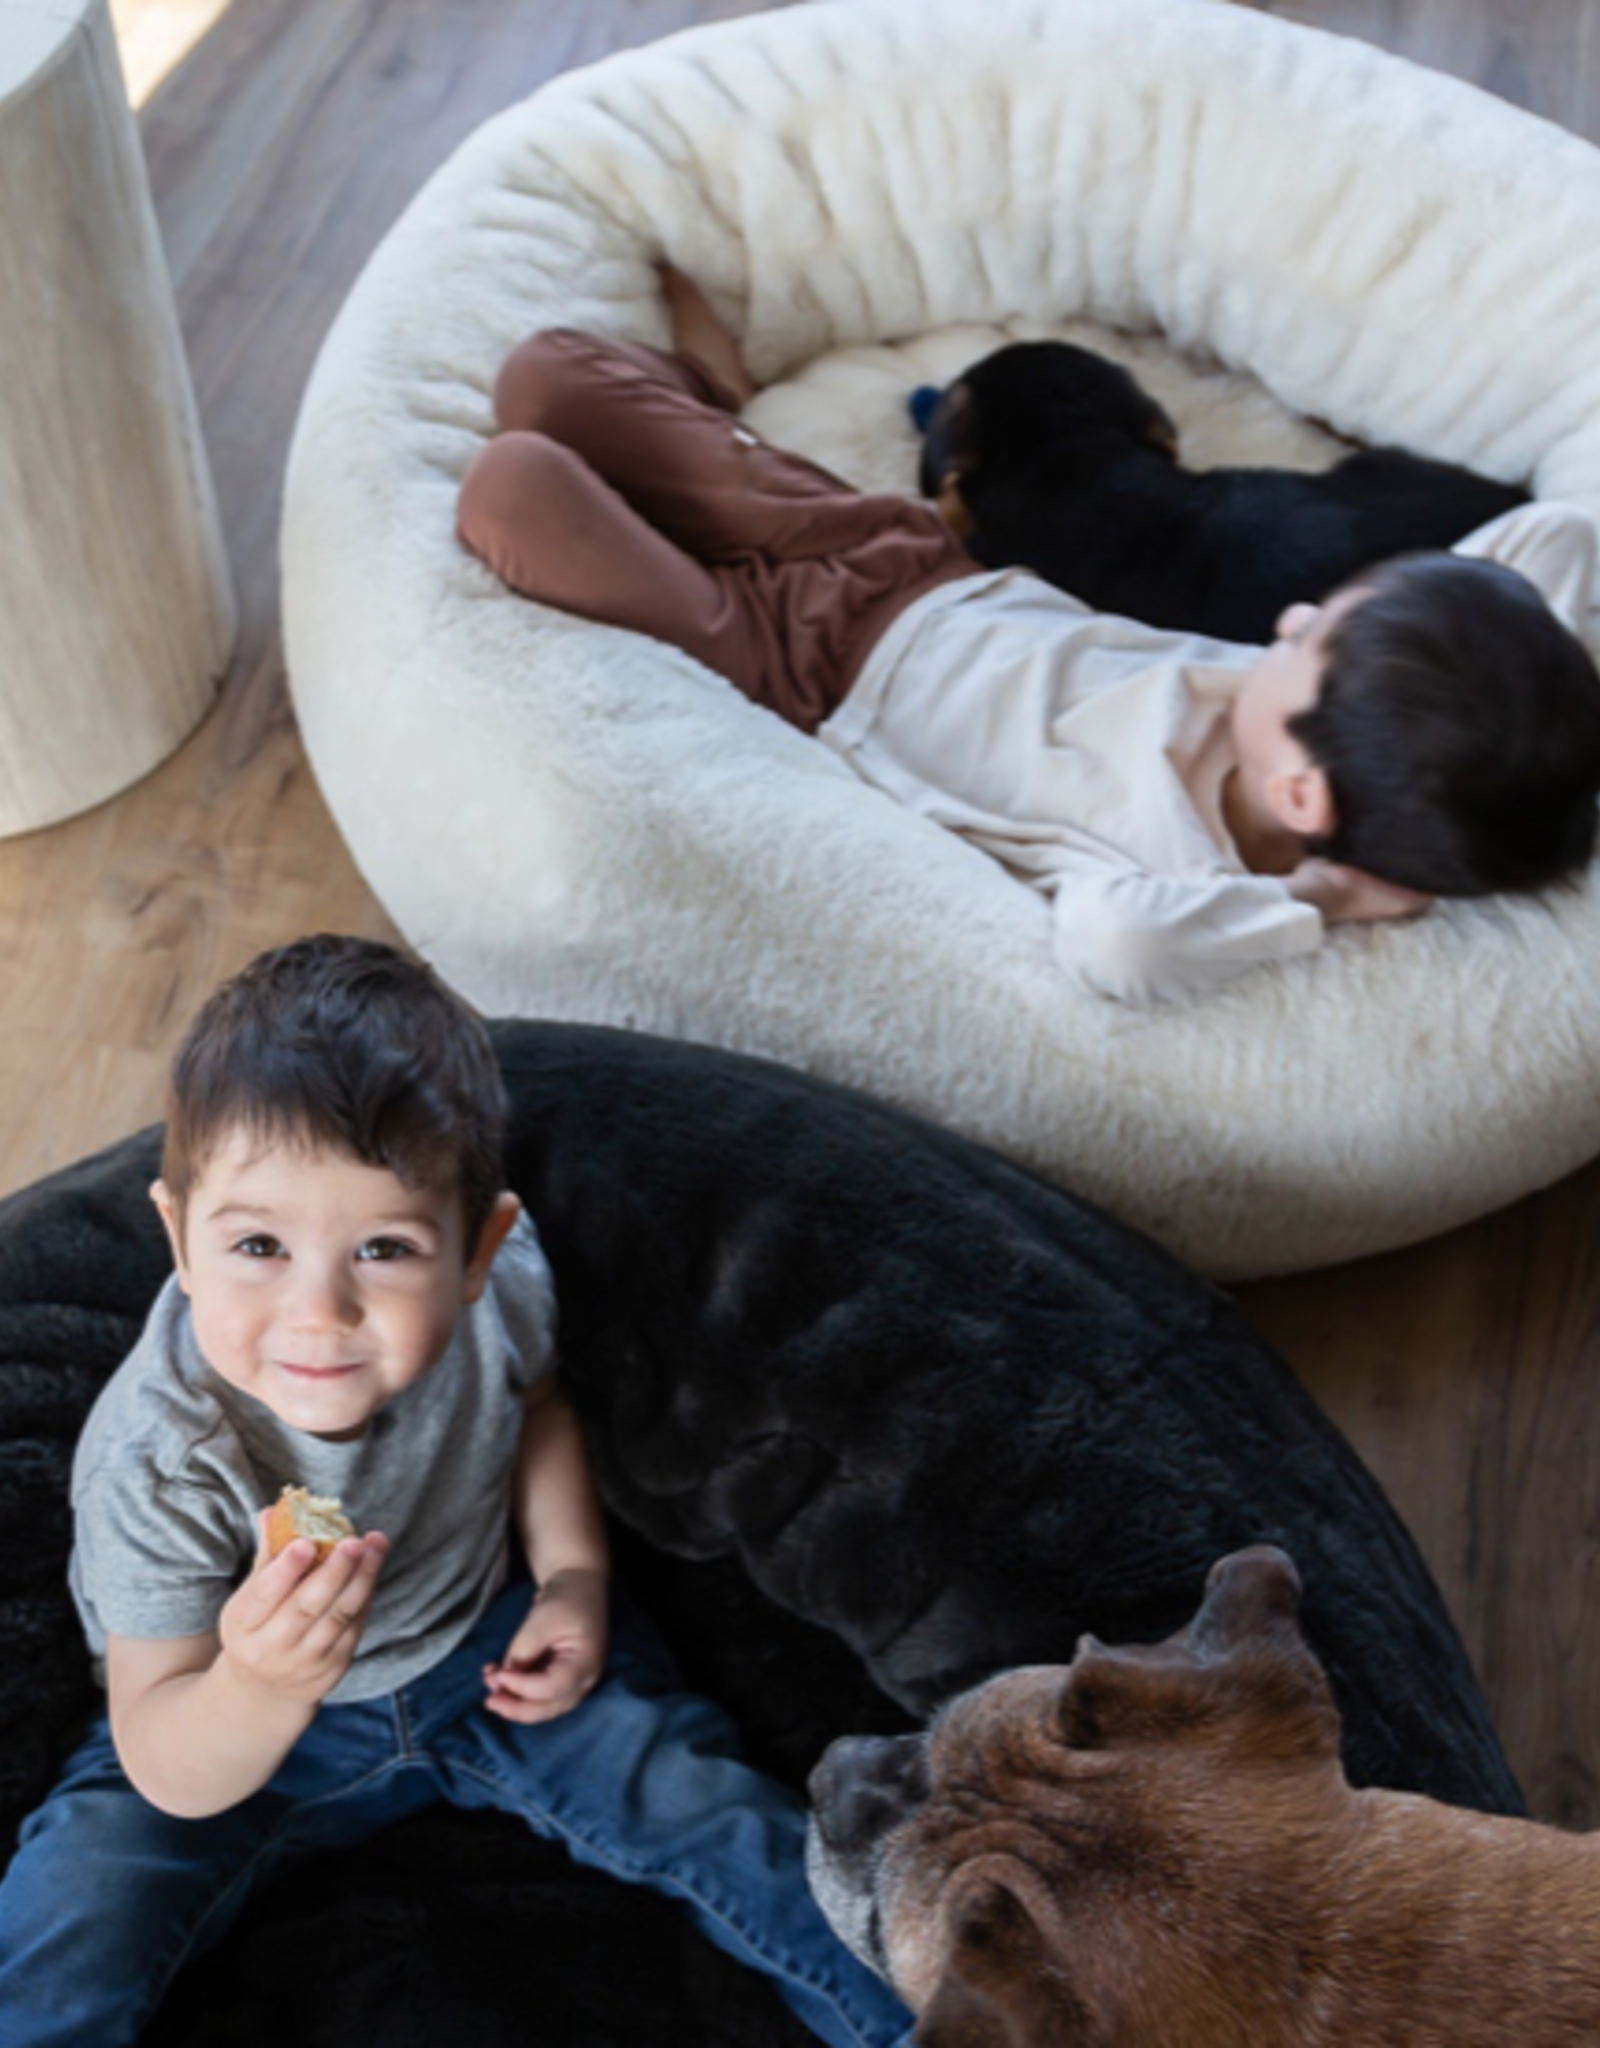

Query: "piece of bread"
left=265, top=1483, right=356, bottom=1561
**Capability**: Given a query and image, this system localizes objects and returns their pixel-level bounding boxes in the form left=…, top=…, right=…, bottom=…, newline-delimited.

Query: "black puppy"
left=912, top=340, right=1528, bottom=644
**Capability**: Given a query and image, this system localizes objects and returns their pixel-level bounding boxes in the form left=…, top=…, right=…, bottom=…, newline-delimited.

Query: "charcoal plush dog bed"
left=282, top=0, right=1600, bottom=1281
left=0, top=1023, right=1518, bottom=2045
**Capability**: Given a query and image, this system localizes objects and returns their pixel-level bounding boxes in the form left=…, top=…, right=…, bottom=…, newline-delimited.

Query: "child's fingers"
left=483, top=1658, right=562, bottom=1701
left=483, top=1664, right=597, bottom=1723
left=259, top=1534, right=388, bottom=1645
left=230, top=1528, right=322, bottom=1631
left=499, top=1618, right=559, bottom=1672
left=489, top=1612, right=590, bottom=1683
left=1341, top=865, right=1436, bottom=920
left=483, top=1644, right=602, bottom=1719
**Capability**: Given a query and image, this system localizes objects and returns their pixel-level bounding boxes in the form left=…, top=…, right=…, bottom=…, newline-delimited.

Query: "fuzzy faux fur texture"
left=282, top=0, right=1600, bottom=1279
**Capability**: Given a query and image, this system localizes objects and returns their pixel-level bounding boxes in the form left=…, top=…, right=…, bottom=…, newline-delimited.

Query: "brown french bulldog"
left=808, top=1547, right=1600, bottom=2045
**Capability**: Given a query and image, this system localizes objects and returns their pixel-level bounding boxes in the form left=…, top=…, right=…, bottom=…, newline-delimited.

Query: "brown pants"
left=456, top=329, right=973, bottom=732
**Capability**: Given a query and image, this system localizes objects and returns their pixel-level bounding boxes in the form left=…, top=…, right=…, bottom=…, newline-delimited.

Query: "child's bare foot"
left=657, top=262, right=757, bottom=408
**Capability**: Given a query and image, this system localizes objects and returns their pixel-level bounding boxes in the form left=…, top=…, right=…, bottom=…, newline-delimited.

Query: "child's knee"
left=457, top=430, right=573, bottom=568
left=491, top=327, right=609, bottom=433
left=458, top=431, right=621, bottom=602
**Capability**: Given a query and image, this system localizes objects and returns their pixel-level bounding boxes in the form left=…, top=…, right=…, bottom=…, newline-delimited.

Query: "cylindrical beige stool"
left=0, top=0, right=234, bottom=836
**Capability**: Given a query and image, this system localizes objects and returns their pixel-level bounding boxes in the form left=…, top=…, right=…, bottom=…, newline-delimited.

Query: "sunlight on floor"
left=109, top=0, right=231, bottom=106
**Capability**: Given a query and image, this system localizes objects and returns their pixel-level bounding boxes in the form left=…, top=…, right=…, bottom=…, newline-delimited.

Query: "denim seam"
left=394, top=1688, right=416, bottom=1757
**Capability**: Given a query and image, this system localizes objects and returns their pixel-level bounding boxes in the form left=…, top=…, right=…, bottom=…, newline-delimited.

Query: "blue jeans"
left=0, top=1585, right=911, bottom=2048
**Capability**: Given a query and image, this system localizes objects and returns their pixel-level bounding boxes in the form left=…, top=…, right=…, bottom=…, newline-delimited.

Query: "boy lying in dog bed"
left=0, top=1009, right=1518, bottom=2045
left=459, top=270, right=1600, bottom=1008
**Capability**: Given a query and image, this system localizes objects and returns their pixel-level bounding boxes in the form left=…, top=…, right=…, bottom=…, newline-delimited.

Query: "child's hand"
left=483, top=1566, right=609, bottom=1724
left=217, top=1511, right=389, bottom=1704
left=1286, top=857, right=1436, bottom=926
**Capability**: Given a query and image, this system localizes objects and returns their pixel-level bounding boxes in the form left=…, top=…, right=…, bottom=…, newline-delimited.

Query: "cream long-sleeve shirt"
left=819, top=501, right=1598, bottom=1006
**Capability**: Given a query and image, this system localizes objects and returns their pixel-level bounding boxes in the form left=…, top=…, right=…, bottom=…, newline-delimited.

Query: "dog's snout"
left=810, top=1733, right=929, bottom=1855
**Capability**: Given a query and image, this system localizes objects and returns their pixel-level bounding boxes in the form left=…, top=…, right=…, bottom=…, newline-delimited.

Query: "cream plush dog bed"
left=282, top=0, right=1600, bottom=1281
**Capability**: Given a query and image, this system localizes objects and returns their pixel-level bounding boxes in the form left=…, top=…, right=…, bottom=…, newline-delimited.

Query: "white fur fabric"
left=282, top=0, right=1600, bottom=1281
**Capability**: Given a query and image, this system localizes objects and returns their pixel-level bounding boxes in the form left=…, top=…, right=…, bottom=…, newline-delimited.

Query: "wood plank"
left=1241, top=1155, right=1600, bottom=1825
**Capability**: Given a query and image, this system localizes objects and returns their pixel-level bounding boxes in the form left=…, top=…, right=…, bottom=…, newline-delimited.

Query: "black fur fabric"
left=0, top=1021, right=1520, bottom=2045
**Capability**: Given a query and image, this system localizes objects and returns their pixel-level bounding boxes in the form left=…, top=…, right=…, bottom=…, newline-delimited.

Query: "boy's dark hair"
left=161, top=935, right=507, bottom=1245
left=1289, top=554, right=1600, bottom=896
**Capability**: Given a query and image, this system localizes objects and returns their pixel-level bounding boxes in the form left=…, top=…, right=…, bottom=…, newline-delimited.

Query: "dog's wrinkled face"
left=807, top=1548, right=1344, bottom=2046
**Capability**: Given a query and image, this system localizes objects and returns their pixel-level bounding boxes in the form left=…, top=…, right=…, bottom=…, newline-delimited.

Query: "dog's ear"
left=1051, top=1637, right=1220, bottom=1752
left=1054, top=1648, right=1122, bottom=1751
left=1052, top=1549, right=1337, bottom=1760
left=1184, top=1547, right=1342, bottom=1762
left=916, top=1882, right=1101, bottom=2047
left=931, top=380, right=975, bottom=470
left=1187, top=1546, right=1305, bottom=1663
left=917, top=379, right=976, bottom=499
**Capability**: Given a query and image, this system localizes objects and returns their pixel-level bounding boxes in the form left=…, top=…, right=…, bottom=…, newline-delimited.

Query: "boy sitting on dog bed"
left=458, top=269, right=1600, bottom=1007
left=0, top=937, right=913, bottom=2048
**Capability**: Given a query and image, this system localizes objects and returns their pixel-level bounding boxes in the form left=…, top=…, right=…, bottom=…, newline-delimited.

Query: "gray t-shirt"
left=69, top=1214, right=558, bottom=1702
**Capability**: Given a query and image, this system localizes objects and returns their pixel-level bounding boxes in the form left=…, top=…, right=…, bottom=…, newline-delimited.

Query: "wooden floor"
left=6, top=0, right=1600, bottom=1824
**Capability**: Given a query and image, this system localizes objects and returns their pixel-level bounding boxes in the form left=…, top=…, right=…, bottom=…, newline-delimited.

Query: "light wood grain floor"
left=7, top=0, right=1600, bottom=1824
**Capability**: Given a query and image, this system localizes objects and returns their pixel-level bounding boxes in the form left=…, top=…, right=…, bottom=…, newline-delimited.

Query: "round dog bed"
left=282, top=0, right=1600, bottom=1281
left=0, top=1022, right=1517, bottom=2046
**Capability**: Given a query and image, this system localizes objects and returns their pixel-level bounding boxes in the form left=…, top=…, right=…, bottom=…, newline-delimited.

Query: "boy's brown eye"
left=356, top=1237, right=411, bottom=1262
left=235, top=1235, right=281, bottom=1259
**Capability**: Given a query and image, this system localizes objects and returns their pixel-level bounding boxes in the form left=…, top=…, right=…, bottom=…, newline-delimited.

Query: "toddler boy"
left=0, top=935, right=913, bottom=2048
left=458, top=269, right=1600, bottom=1004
